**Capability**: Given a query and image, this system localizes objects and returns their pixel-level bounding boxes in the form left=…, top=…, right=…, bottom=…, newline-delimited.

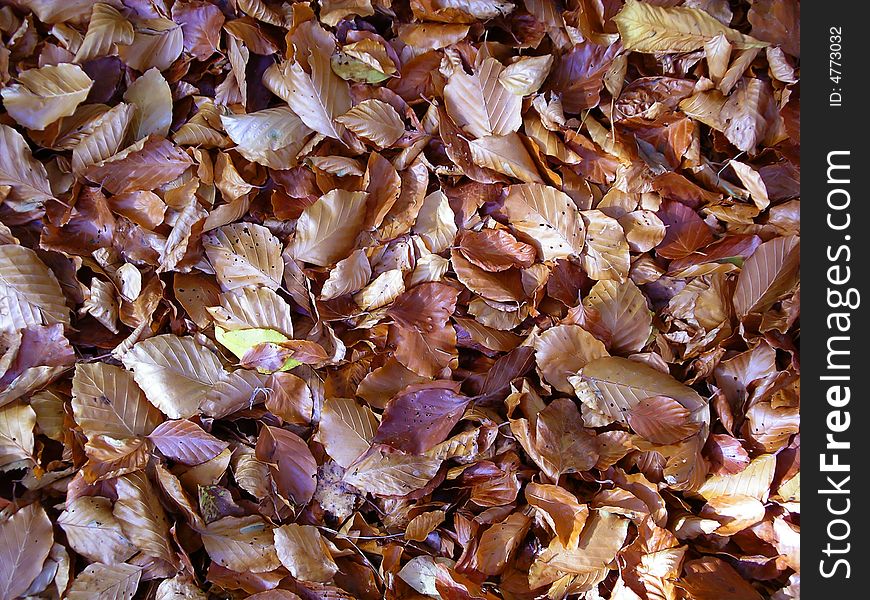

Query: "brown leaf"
left=204, top=223, right=284, bottom=291
left=1, top=63, right=92, bottom=130
left=85, top=136, right=193, bottom=195
left=733, top=235, right=799, bottom=317
left=534, top=324, right=608, bottom=394
left=274, top=524, right=338, bottom=582
left=290, top=190, right=368, bottom=267
left=374, top=381, right=470, bottom=454
left=677, top=557, right=763, bottom=600
left=344, top=444, right=441, bottom=497
left=444, top=57, right=522, bottom=139
left=122, top=334, right=227, bottom=419
left=113, top=472, right=176, bottom=566
left=66, top=562, right=142, bottom=600
left=0, top=503, right=54, bottom=600
left=148, top=419, right=229, bottom=466
left=501, top=183, right=585, bottom=261
left=525, top=482, right=589, bottom=548
left=201, top=515, right=280, bottom=573
left=255, top=425, right=317, bottom=504
left=627, top=395, right=702, bottom=444
left=315, top=397, right=377, bottom=468
left=58, top=497, right=137, bottom=565
left=456, top=229, right=536, bottom=272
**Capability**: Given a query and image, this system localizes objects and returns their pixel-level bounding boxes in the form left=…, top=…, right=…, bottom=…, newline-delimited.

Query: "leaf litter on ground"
left=0, top=0, right=799, bottom=599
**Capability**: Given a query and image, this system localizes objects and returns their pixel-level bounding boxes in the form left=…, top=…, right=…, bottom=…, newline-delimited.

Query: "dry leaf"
left=122, top=334, right=227, bottom=419
left=614, top=0, right=767, bottom=53
left=0, top=503, right=53, bottom=600
left=501, top=183, right=585, bottom=261
left=1, top=63, right=92, bottom=130
left=274, top=524, right=339, bottom=582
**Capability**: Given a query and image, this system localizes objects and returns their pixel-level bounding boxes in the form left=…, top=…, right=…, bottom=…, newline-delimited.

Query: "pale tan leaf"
left=57, top=497, right=137, bottom=565
left=71, top=362, right=162, bottom=438
left=571, top=356, right=708, bottom=427
left=201, top=515, right=280, bottom=573
left=354, top=268, right=405, bottom=310
left=274, top=524, right=339, bottom=582
left=148, top=419, right=229, bottom=466
left=124, top=68, right=173, bottom=140
left=1, top=63, right=93, bottom=130
left=238, top=0, right=289, bottom=27
left=469, top=133, right=543, bottom=183
left=583, top=279, right=652, bottom=354
left=263, top=53, right=351, bottom=140
left=305, top=155, right=364, bottom=177
left=679, top=91, right=727, bottom=131
left=701, top=494, right=765, bottom=535
left=531, top=510, right=627, bottom=577
left=71, top=103, right=135, bottom=175
left=498, top=55, right=553, bottom=96
left=155, top=574, right=208, bottom=600
left=290, top=190, right=368, bottom=267
left=121, top=334, right=227, bottom=419
left=614, top=0, right=767, bottom=53
left=697, top=453, right=776, bottom=502
left=0, top=401, right=35, bottom=470
left=207, top=287, right=295, bottom=337
left=344, top=445, right=442, bottom=496
left=160, top=195, right=208, bottom=273
left=336, top=99, right=405, bottom=148
left=74, top=4, right=134, bottom=64
left=721, top=78, right=775, bottom=153
left=113, top=472, right=176, bottom=565
left=408, top=252, right=450, bottom=287
left=501, top=183, right=585, bottom=261
left=413, top=190, right=457, bottom=254
left=82, top=434, right=148, bottom=483
left=84, top=136, right=193, bottom=195
left=231, top=445, right=272, bottom=500
left=444, top=57, right=522, bottom=138
left=81, top=277, right=119, bottom=333
left=202, top=368, right=271, bottom=419
left=118, top=19, right=183, bottom=72
left=66, top=562, right=141, bottom=600
left=617, top=210, right=666, bottom=253
left=0, top=245, right=69, bottom=333
left=0, top=503, right=53, bottom=600
left=0, top=125, right=54, bottom=211
left=221, top=107, right=312, bottom=167
left=320, top=249, right=371, bottom=301
left=581, top=209, right=630, bottom=281
left=728, top=160, right=769, bottom=210
left=203, top=222, right=284, bottom=291
left=534, top=324, right=608, bottom=394
left=29, top=390, right=65, bottom=442
left=733, top=235, right=799, bottom=317
left=315, top=397, right=378, bottom=468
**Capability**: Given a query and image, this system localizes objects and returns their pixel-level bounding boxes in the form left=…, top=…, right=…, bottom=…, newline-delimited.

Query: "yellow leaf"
left=215, top=326, right=301, bottom=372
